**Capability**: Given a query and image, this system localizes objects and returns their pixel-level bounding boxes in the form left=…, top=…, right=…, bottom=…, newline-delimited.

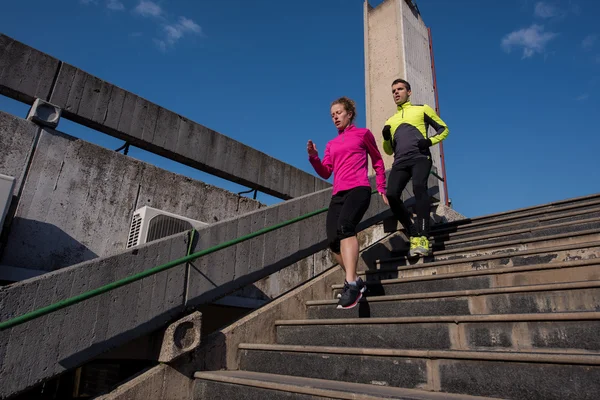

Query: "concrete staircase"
left=193, top=193, right=600, bottom=399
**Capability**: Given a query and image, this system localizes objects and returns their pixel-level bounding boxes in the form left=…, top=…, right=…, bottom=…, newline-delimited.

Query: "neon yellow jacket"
left=382, top=101, right=449, bottom=164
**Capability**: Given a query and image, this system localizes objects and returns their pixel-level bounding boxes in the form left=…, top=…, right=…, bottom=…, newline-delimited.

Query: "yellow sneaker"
left=410, top=236, right=430, bottom=257
left=408, top=236, right=421, bottom=257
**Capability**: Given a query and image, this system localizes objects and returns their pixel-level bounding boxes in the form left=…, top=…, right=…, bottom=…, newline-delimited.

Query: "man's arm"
left=382, top=123, right=394, bottom=156
left=423, top=104, right=449, bottom=145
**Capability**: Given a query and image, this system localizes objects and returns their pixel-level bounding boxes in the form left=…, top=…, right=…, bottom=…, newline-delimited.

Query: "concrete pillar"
left=364, top=0, right=446, bottom=204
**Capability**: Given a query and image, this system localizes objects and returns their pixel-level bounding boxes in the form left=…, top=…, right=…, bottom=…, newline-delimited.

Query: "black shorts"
left=326, top=186, right=372, bottom=253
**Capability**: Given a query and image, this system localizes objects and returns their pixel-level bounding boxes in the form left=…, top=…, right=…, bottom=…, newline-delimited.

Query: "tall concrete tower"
left=364, top=0, right=448, bottom=205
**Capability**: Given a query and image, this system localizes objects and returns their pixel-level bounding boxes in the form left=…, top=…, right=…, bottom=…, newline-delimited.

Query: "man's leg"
left=386, top=164, right=416, bottom=236
left=411, top=157, right=433, bottom=256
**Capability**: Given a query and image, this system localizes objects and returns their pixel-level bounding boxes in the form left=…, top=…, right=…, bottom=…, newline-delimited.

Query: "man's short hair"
left=392, top=78, right=411, bottom=91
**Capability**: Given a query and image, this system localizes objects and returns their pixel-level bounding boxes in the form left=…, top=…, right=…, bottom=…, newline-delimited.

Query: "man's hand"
left=307, top=140, right=318, bottom=157
left=379, top=192, right=389, bottom=206
left=418, top=138, right=432, bottom=150
left=382, top=125, right=392, bottom=141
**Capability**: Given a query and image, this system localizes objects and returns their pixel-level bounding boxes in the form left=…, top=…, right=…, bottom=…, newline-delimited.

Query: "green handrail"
left=0, top=194, right=367, bottom=331
left=430, top=169, right=444, bottom=182
left=0, top=170, right=443, bottom=332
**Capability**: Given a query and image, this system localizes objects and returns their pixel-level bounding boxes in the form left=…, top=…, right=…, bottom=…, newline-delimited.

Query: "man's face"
left=392, top=82, right=411, bottom=105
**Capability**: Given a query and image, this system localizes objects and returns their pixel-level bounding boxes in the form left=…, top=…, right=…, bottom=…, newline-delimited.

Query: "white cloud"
left=501, top=24, right=558, bottom=58
left=134, top=1, right=162, bottom=17
left=107, top=0, right=125, bottom=11
left=157, top=17, right=202, bottom=50
left=177, top=17, right=201, bottom=34
left=582, top=35, right=597, bottom=51
left=534, top=2, right=561, bottom=18
left=576, top=93, right=589, bottom=101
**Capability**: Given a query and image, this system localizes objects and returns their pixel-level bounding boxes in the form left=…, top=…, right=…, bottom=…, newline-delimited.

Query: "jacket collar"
left=338, top=123, right=355, bottom=134
left=397, top=100, right=412, bottom=111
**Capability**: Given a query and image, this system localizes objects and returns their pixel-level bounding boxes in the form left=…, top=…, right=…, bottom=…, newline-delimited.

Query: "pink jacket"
left=309, top=124, right=386, bottom=195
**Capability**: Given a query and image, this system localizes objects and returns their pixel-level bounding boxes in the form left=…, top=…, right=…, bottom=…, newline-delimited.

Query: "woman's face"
left=331, top=104, right=352, bottom=131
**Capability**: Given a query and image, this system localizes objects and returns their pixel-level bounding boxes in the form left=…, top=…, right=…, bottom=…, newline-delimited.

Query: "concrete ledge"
left=93, top=364, right=193, bottom=400
left=0, top=34, right=329, bottom=199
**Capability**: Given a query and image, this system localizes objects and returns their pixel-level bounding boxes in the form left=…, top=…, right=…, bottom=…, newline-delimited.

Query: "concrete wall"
left=364, top=0, right=446, bottom=203
left=0, top=112, right=38, bottom=194
left=0, top=176, right=391, bottom=398
left=0, top=111, right=262, bottom=272
left=0, top=34, right=330, bottom=200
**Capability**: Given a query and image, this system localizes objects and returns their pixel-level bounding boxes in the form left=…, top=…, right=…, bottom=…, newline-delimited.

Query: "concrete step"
left=432, top=211, right=600, bottom=246
left=431, top=193, right=600, bottom=233
left=333, top=258, right=600, bottom=298
left=310, top=281, right=600, bottom=319
left=369, top=240, right=600, bottom=280
left=274, top=312, right=600, bottom=353
left=237, top=343, right=600, bottom=400
left=431, top=204, right=600, bottom=242
left=432, top=217, right=600, bottom=252
left=194, top=370, right=497, bottom=400
left=376, top=228, right=600, bottom=269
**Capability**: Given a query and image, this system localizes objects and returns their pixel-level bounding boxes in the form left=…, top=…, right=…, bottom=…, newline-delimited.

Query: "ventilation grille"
left=126, top=213, right=143, bottom=248
left=147, top=215, right=193, bottom=243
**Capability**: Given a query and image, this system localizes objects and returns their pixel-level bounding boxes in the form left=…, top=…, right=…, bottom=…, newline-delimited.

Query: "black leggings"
left=386, top=158, right=432, bottom=236
left=326, top=186, right=371, bottom=254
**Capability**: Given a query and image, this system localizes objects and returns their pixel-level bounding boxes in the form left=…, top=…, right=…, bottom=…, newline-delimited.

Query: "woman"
left=308, top=97, right=388, bottom=309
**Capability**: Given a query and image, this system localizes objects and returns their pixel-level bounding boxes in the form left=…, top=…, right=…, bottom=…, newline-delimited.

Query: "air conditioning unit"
left=0, top=174, right=16, bottom=232
left=126, top=206, right=209, bottom=249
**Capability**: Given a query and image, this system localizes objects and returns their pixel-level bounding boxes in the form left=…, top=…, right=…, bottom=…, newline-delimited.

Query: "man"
left=382, top=78, right=449, bottom=257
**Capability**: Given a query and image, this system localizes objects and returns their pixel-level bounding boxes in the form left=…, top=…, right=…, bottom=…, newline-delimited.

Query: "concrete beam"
left=0, top=179, right=389, bottom=398
left=0, top=34, right=329, bottom=199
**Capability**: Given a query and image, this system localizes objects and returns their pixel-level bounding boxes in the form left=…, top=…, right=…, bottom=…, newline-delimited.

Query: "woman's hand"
left=307, top=140, right=318, bottom=157
left=379, top=192, right=389, bottom=206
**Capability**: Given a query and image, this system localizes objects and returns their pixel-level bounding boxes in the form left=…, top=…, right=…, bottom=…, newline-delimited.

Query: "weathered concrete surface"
left=0, top=35, right=59, bottom=104
left=237, top=347, right=600, bottom=400
left=93, top=364, right=193, bottom=400
left=0, top=232, right=189, bottom=399
left=158, top=311, right=202, bottom=363
left=308, top=284, right=600, bottom=319
left=0, top=112, right=38, bottom=196
left=275, top=315, right=600, bottom=353
left=0, top=177, right=390, bottom=398
left=0, top=125, right=262, bottom=272
left=432, top=203, right=465, bottom=224
left=0, top=34, right=330, bottom=200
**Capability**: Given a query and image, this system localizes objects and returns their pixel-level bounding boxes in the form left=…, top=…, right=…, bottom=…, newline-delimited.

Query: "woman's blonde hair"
left=331, top=97, right=357, bottom=123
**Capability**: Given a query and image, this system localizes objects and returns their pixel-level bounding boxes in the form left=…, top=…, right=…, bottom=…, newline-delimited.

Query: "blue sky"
left=0, top=0, right=598, bottom=217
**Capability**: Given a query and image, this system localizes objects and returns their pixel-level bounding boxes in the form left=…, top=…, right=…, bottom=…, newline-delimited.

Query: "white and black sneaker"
left=336, top=278, right=366, bottom=309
